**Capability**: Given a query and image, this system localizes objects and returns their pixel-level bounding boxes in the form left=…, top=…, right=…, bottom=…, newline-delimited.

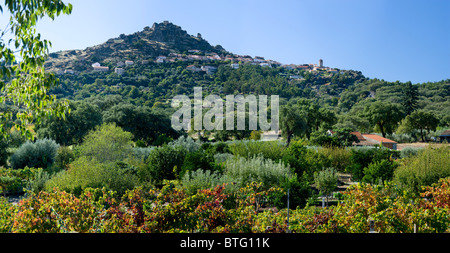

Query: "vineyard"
left=1, top=133, right=449, bottom=233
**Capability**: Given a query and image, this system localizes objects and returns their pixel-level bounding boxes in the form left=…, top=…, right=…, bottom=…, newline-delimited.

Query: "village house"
left=231, top=63, right=239, bottom=69
left=186, top=65, right=202, bottom=72
left=93, top=66, right=109, bottom=72
left=351, top=132, right=398, bottom=150
left=156, top=56, right=166, bottom=63
left=438, top=130, right=450, bottom=143
left=201, top=66, right=217, bottom=75
left=115, top=67, right=125, bottom=75
left=125, top=60, right=134, bottom=66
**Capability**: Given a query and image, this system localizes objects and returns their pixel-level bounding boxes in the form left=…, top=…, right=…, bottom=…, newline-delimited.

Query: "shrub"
left=180, top=150, right=214, bottom=178
left=362, top=160, right=398, bottom=184
left=346, top=146, right=398, bottom=181
left=169, top=136, right=201, bottom=153
left=282, top=141, right=330, bottom=181
left=317, top=147, right=352, bottom=172
left=132, top=147, right=155, bottom=162
left=394, top=146, right=450, bottom=195
left=78, top=123, right=134, bottom=163
left=228, top=140, right=286, bottom=162
left=45, top=157, right=140, bottom=196
left=0, top=137, right=9, bottom=168
left=144, top=145, right=186, bottom=186
left=314, top=168, right=339, bottom=206
left=400, top=146, right=424, bottom=159
left=224, top=155, right=291, bottom=189
left=181, top=169, right=230, bottom=195
left=53, top=146, right=75, bottom=171
left=9, top=138, right=59, bottom=170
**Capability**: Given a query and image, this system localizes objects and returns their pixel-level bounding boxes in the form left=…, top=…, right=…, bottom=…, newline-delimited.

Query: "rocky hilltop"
left=45, top=21, right=228, bottom=73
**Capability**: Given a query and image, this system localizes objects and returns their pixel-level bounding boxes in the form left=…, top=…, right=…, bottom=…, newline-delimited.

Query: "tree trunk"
left=286, top=133, right=292, bottom=147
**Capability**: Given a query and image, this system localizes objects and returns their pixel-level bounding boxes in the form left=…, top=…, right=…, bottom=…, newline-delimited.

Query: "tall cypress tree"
left=401, top=81, right=419, bottom=116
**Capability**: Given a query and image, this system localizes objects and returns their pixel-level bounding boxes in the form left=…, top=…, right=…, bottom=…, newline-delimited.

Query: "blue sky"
left=3, top=0, right=449, bottom=83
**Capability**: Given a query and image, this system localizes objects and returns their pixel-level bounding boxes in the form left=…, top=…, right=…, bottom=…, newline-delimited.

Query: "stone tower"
left=319, top=59, right=323, bottom=68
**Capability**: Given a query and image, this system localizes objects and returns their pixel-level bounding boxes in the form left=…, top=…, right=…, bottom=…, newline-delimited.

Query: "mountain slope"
left=45, top=21, right=227, bottom=72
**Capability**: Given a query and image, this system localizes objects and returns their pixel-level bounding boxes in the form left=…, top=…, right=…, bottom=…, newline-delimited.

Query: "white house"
left=201, top=66, right=217, bottom=75
left=156, top=56, right=166, bottom=63
left=125, top=60, right=134, bottom=66
left=115, top=68, right=125, bottom=75
left=93, top=66, right=109, bottom=72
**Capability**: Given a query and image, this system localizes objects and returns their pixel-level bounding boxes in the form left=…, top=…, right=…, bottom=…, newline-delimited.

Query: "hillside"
left=43, top=21, right=449, bottom=133
left=45, top=21, right=228, bottom=73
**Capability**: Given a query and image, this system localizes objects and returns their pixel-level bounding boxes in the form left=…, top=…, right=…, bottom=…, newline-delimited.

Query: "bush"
left=0, top=137, right=9, bottom=168
left=400, top=147, right=424, bottom=159
left=53, top=146, right=75, bottom=171
left=45, top=157, right=140, bottom=196
left=394, top=146, right=450, bottom=195
left=169, top=136, right=201, bottom=153
left=144, top=145, right=186, bottom=186
left=181, top=169, right=230, bottom=195
left=9, top=139, right=59, bottom=170
left=346, top=146, right=398, bottom=181
left=78, top=123, right=134, bottom=163
left=228, top=140, right=286, bottom=162
left=180, top=150, right=215, bottom=178
left=282, top=141, right=330, bottom=182
left=362, top=160, right=397, bottom=184
left=224, top=155, right=291, bottom=189
left=317, top=147, right=352, bottom=172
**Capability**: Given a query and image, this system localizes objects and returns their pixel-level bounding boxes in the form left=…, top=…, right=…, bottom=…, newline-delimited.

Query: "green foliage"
left=9, top=138, right=59, bottom=170
left=0, top=137, right=9, bottom=167
left=144, top=145, right=186, bottom=186
left=362, top=160, right=397, bottom=184
left=0, top=167, right=41, bottom=196
left=181, top=169, right=230, bottom=195
left=0, top=0, right=72, bottom=139
left=404, top=110, right=439, bottom=142
left=36, top=101, right=103, bottom=145
left=314, top=168, right=338, bottom=204
left=346, top=146, right=398, bottom=181
left=224, top=155, right=291, bottom=190
left=180, top=150, right=215, bottom=178
left=103, top=103, right=181, bottom=146
left=78, top=123, right=133, bottom=163
left=401, top=81, right=419, bottom=115
left=400, top=146, right=424, bottom=158
left=45, top=156, right=140, bottom=196
left=228, top=140, right=286, bottom=161
left=394, top=146, right=450, bottom=195
left=53, top=146, right=75, bottom=171
left=363, top=101, right=404, bottom=138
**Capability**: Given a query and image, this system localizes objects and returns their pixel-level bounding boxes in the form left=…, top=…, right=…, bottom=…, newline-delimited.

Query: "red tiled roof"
left=362, top=134, right=397, bottom=144
left=350, top=132, right=366, bottom=142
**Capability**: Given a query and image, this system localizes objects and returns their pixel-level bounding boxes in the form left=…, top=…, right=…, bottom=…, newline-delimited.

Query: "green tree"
left=363, top=101, right=404, bottom=138
left=78, top=123, right=134, bottom=164
left=103, top=103, right=181, bottom=146
left=405, top=110, right=439, bottom=142
left=0, top=0, right=72, bottom=139
left=401, top=81, right=419, bottom=116
left=280, top=102, right=307, bottom=146
left=35, top=101, right=103, bottom=145
left=314, top=168, right=338, bottom=207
